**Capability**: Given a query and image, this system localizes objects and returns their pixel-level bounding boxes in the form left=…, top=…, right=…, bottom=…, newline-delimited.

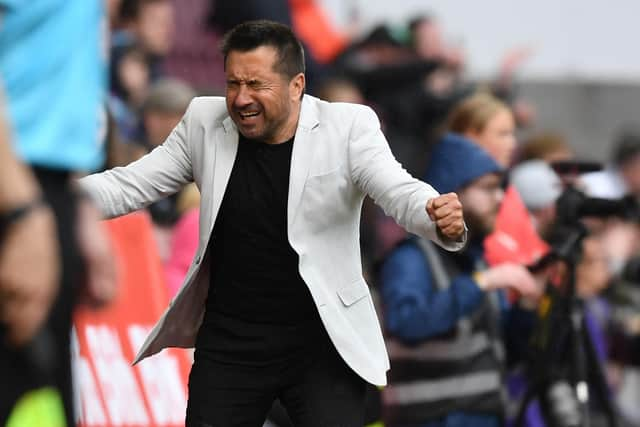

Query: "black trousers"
left=0, top=168, right=82, bottom=426
left=186, top=333, right=367, bottom=427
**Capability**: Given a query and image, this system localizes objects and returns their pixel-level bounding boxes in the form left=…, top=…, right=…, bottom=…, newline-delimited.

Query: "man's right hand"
left=0, top=205, right=60, bottom=347
left=475, top=263, right=545, bottom=300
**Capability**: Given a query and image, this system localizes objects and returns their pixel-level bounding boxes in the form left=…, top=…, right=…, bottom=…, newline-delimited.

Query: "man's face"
left=225, top=46, right=304, bottom=144
left=458, top=173, right=504, bottom=237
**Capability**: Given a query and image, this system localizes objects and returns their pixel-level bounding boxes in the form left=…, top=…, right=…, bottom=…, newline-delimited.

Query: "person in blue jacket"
left=380, top=133, right=542, bottom=427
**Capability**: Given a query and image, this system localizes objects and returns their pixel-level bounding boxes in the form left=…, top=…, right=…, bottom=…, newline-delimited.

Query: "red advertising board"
left=73, top=212, right=192, bottom=426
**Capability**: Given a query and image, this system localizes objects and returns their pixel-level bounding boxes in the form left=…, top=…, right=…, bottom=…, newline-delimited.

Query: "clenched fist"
left=426, top=192, right=465, bottom=241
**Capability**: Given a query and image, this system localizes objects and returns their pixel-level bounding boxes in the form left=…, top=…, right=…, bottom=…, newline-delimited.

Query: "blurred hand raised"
left=476, top=263, right=545, bottom=300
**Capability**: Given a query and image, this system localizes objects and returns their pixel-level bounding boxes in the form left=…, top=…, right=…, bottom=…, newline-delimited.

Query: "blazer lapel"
left=209, top=116, right=239, bottom=233
left=288, top=96, right=320, bottom=227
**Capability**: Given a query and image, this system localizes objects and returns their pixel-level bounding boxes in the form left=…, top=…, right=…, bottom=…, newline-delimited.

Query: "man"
left=141, top=78, right=197, bottom=150
left=0, top=1, right=115, bottom=425
left=80, top=20, right=465, bottom=426
left=140, top=78, right=197, bottom=228
left=380, top=133, right=541, bottom=427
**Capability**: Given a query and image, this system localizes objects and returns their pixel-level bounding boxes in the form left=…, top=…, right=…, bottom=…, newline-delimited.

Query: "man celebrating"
left=81, top=20, right=465, bottom=427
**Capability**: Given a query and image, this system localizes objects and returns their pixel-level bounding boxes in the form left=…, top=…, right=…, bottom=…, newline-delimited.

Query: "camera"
left=554, top=185, right=639, bottom=227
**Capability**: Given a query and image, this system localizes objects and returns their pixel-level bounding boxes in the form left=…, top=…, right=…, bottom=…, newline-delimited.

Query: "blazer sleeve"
left=347, top=105, right=466, bottom=251
left=79, top=101, right=195, bottom=218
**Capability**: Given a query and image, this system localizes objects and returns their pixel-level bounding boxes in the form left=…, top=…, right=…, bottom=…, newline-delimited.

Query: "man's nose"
left=234, top=84, right=252, bottom=107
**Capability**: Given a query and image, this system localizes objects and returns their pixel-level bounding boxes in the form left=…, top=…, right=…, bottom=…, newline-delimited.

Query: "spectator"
left=408, top=15, right=533, bottom=128
left=338, top=22, right=465, bottom=157
left=518, top=131, right=574, bottom=164
left=316, top=76, right=365, bottom=105
left=144, top=79, right=196, bottom=228
left=408, top=15, right=465, bottom=77
left=141, top=78, right=197, bottom=149
left=110, top=0, right=175, bottom=111
left=380, top=133, right=542, bottom=427
left=111, top=45, right=151, bottom=110
left=448, top=92, right=517, bottom=168
left=580, top=131, right=640, bottom=386
left=510, top=160, right=563, bottom=239
left=104, top=110, right=147, bottom=169
left=139, top=79, right=198, bottom=262
left=580, top=130, right=640, bottom=278
left=115, top=0, right=175, bottom=60
left=583, top=129, right=640, bottom=200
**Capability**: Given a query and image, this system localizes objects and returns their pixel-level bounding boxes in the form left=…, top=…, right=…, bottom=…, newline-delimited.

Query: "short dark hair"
left=221, top=20, right=305, bottom=80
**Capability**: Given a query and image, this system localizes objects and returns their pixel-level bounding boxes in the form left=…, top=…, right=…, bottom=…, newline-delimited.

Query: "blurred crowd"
left=2, top=0, right=640, bottom=426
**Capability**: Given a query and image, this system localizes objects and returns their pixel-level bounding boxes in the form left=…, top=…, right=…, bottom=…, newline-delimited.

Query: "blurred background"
left=328, top=0, right=640, bottom=162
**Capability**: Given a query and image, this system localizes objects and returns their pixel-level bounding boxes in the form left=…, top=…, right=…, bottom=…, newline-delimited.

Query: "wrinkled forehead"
left=224, top=45, right=280, bottom=72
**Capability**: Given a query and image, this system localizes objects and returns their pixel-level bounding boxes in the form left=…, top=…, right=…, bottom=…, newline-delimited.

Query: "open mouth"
left=239, top=111, right=260, bottom=119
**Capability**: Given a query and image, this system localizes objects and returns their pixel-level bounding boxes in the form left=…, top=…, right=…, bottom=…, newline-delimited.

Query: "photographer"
left=577, top=131, right=640, bottom=425
left=508, top=157, right=640, bottom=427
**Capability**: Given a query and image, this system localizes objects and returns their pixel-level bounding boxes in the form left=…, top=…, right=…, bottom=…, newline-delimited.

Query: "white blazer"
left=80, top=95, right=465, bottom=386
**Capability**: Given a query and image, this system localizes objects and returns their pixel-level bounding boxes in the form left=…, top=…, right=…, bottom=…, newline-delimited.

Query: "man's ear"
left=290, top=73, right=305, bottom=101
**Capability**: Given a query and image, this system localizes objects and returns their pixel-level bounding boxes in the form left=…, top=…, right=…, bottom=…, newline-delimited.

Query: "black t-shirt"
left=196, top=135, right=325, bottom=365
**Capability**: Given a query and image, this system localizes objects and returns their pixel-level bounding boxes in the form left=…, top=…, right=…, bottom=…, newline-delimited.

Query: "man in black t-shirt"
left=81, top=20, right=467, bottom=427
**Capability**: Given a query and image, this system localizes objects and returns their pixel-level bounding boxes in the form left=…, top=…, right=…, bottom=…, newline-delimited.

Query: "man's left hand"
left=426, top=193, right=465, bottom=241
